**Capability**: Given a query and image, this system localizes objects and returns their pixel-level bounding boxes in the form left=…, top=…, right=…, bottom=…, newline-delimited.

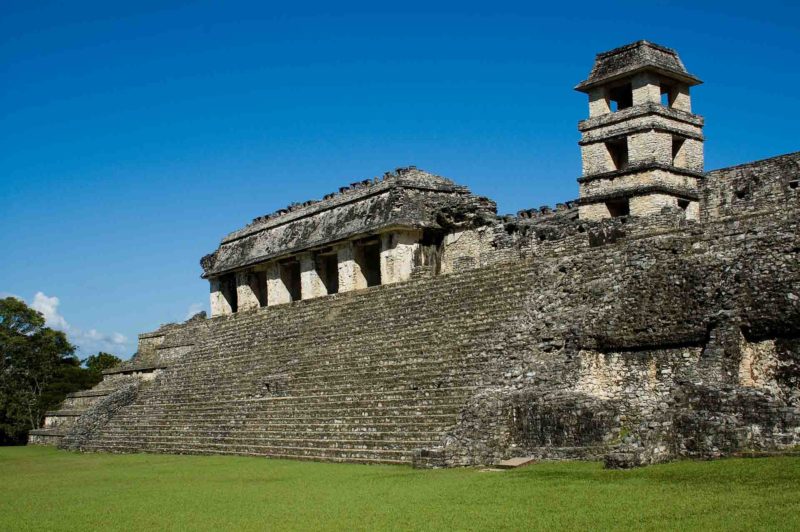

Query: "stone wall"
left=703, top=151, right=800, bottom=220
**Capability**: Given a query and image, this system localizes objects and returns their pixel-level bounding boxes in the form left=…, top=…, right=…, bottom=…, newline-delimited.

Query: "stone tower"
left=575, top=41, right=704, bottom=220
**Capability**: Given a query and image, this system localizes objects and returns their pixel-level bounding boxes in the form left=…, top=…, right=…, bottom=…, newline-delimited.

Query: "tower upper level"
left=575, top=40, right=701, bottom=115
left=575, top=41, right=705, bottom=220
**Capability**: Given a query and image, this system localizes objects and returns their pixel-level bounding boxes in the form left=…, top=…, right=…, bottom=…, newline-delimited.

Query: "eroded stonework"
left=30, top=41, right=800, bottom=469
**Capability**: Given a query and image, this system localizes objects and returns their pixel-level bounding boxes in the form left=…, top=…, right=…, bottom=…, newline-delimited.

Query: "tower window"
left=677, top=199, right=690, bottom=211
left=660, top=84, right=678, bottom=108
left=605, top=139, right=628, bottom=171
left=672, top=136, right=686, bottom=167
left=608, top=83, right=632, bottom=112
left=605, top=199, right=630, bottom=218
left=789, top=180, right=799, bottom=190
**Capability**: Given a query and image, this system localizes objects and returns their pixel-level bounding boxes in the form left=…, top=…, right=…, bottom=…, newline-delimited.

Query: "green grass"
left=1, top=447, right=799, bottom=531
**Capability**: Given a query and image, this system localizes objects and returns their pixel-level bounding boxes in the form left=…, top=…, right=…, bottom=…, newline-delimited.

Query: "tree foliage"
left=84, top=352, right=122, bottom=373
left=0, top=297, right=103, bottom=445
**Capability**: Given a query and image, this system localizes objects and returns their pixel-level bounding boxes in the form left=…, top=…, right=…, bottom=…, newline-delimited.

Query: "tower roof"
left=575, top=40, right=702, bottom=93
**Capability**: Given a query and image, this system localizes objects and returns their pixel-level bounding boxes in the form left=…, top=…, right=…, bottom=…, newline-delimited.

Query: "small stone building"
left=200, top=167, right=495, bottom=316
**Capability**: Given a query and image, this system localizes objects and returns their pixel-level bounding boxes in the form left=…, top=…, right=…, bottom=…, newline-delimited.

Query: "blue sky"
left=1, top=1, right=798, bottom=359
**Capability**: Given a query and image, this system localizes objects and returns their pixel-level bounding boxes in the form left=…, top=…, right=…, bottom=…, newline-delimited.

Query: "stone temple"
left=30, top=41, right=800, bottom=468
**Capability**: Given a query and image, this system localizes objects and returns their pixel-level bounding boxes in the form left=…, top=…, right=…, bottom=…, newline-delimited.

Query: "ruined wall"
left=439, top=228, right=496, bottom=274
left=115, top=315, right=208, bottom=372
left=702, top=151, right=800, bottom=220
left=416, top=201, right=800, bottom=467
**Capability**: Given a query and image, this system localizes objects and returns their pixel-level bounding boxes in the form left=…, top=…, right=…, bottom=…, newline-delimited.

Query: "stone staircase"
left=28, top=381, right=126, bottom=445
left=78, top=259, right=535, bottom=464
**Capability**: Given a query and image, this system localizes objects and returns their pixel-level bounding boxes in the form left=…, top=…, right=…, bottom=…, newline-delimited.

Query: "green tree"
left=0, top=297, right=76, bottom=444
left=41, top=355, right=104, bottom=417
left=84, top=352, right=122, bottom=373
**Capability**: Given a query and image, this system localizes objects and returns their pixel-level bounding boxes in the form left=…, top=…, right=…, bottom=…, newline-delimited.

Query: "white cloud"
left=184, top=302, right=206, bottom=321
left=31, top=292, right=69, bottom=331
left=26, top=292, right=129, bottom=355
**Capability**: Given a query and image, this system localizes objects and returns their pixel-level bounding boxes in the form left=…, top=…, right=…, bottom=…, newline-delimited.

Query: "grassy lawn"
left=1, top=447, right=799, bottom=531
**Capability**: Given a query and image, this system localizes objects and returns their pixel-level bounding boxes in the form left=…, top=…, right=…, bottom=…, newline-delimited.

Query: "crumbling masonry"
left=30, top=41, right=800, bottom=469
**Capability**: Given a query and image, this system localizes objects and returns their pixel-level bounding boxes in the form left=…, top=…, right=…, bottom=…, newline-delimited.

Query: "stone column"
left=628, top=130, right=672, bottom=166
left=235, top=270, right=261, bottom=312
left=380, top=230, right=421, bottom=285
left=588, top=87, right=610, bottom=117
left=629, top=194, right=676, bottom=217
left=266, top=262, right=291, bottom=306
left=577, top=203, right=610, bottom=222
left=581, top=142, right=617, bottom=175
left=632, top=72, right=661, bottom=106
left=684, top=201, right=700, bottom=221
left=336, top=241, right=367, bottom=293
left=299, top=252, right=327, bottom=300
left=209, top=277, right=232, bottom=317
left=671, top=85, right=692, bottom=112
left=681, top=138, right=704, bottom=171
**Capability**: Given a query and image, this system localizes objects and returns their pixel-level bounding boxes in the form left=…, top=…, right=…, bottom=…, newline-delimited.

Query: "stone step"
left=136, top=387, right=478, bottom=406
left=42, top=416, right=79, bottom=428
left=148, top=368, right=490, bottom=394
left=154, top=375, right=485, bottom=396
left=29, top=428, right=68, bottom=437
left=177, top=320, right=497, bottom=351
left=61, top=396, right=107, bottom=409
left=83, top=441, right=415, bottom=462
left=103, top=421, right=453, bottom=436
left=495, top=456, right=537, bottom=469
left=121, top=400, right=466, bottom=415
left=83, top=444, right=409, bottom=465
left=135, top=393, right=463, bottom=409
left=142, top=386, right=473, bottom=404
left=87, top=434, right=438, bottom=450
left=165, top=353, right=492, bottom=383
left=103, top=430, right=443, bottom=443
left=165, top=350, right=488, bottom=385
left=134, top=397, right=469, bottom=410
left=27, top=430, right=66, bottom=445
left=67, top=389, right=112, bottom=398
left=106, top=415, right=458, bottom=428
left=44, top=410, right=84, bottom=417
